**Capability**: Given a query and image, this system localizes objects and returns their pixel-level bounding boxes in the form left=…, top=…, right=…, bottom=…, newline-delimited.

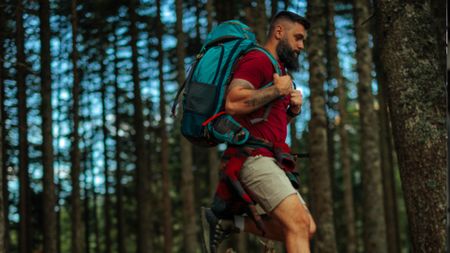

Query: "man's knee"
left=287, top=210, right=311, bottom=235
left=271, top=194, right=312, bottom=237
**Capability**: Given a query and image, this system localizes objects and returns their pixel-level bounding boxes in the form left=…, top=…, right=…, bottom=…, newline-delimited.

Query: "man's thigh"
left=239, top=155, right=301, bottom=213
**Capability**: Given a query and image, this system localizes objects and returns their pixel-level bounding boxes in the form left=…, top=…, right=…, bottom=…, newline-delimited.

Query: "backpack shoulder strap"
left=248, top=46, right=283, bottom=76
left=244, top=46, right=286, bottom=124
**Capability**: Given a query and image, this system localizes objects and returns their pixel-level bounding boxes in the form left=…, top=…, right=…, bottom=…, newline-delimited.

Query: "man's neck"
left=263, top=41, right=278, bottom=61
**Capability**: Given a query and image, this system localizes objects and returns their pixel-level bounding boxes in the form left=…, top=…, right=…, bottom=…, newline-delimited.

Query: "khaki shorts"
left=240, top=155, right=307, bottom=213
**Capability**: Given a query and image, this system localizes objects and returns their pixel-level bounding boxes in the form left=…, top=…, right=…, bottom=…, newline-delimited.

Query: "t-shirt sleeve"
left=232, top=52, right=273, bottom=89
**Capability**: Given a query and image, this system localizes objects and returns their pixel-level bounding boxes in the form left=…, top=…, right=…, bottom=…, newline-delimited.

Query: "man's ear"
left=274, top=25, right=283, bottom=40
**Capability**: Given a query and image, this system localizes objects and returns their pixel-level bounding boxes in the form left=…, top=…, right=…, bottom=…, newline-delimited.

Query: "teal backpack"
left=172, top=20, right=281, bottom=147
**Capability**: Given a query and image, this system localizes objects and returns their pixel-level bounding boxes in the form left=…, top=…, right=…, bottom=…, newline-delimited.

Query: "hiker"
left=201, top=11, right=316, bottom=253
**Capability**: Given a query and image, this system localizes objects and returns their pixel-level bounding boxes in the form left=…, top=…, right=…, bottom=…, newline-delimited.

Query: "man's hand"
left=273, top=73, right=293, bottom=96
left=289, top=89, right=303, bottom=114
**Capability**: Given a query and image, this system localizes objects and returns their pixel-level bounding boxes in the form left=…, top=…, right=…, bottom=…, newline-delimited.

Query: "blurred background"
left=0, top=0, right=446, bottom=253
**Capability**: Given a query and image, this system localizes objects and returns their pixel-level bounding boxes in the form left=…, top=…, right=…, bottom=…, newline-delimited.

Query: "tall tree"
left=155, top=1, right=174, bottom=252
left=206, top=0, right=214, bottom=32
left=70, top=1, right=84, bottom=252
left=205, top=0, right=220, bottom=199
left=90, top=143, right=101, bottom=253
left=306, top=0, right=338, bottom=252
left=353, top=0, right=388, bottom=252
left=39, top=0, right=57, bottom=252
left=16, top=1, right=31, bottom=252
left=175, top=0, right=198, bottom=252
left=0, top=4, right=7, bottom=252
left=0, top=4, right=6, bottom=251
left=242, top=0, right=267, bottom=44
left=128, top=1, right=152, bottom=252
left=372, top=14, right=400, bottom=253
left=82, top=141, right=91, bottom=253
left=375, top=0, right=447, bottom=251
left=99, top=46, right=112, bottom=253
left=113, top=21, right=126, bottom=253
left=271, top=0, right=278, bottom=18
left=326, top=1, right=356, bottom=253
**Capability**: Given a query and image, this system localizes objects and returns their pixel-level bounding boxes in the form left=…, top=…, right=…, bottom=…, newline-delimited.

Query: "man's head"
left=267, top=11, right=310, bottom=72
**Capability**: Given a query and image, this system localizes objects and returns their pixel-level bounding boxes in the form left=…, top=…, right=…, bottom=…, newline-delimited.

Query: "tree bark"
left=206, top=0, right=214, bottom=32
left=82, top=147, right=90, bottom=253
left=372, top=17, right=401, bottom=253
left=113, top=23, right=126, bottom=253
left=175, top=1, right=198, bottom=252
left=206, top=0, right=220, bottom=200
left=156, top=1, right=174, bottom=252
left=16, top=2, right=31, bottom=253
left=39, top=0, right=57, bottom=252
left=326, top=1, right=357, bottom=253
left=0, top=6, right=6, bottom=251
left=208, top=148, right=219, bottom=198
left=306, top=0, right=338, bottom=252
left=375, top=0, right=447, bottom=252
left=99, top=47, right=112, bottom=253
left=128, top=1, right=152, bottom=252
left=353, top=1, right=388, bottom=252
left=70, top=1, right=84, bottom=252
left=242, top=0, right=267, bottom=44
left=271, top=0, right=278, bottom=18
left=90, top=151, right=100, bottom=253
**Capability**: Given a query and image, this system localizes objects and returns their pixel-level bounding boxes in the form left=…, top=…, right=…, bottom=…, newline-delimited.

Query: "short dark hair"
left=269, top=11, right=310, bottom=33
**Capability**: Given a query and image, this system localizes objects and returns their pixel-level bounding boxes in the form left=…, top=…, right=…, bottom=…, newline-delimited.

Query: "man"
left=202, top=11, right=316, bottom=253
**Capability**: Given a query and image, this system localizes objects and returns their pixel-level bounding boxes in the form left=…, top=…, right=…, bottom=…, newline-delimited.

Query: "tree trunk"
left=91, top=153, right=100, bottom=253
left=100, top=48, right=112, bottom=253
left=306, top=0, right=338, bottom=252
left=352, top=1, right=388, bottom=252
left=70, top=1, right=84, bottom=252
left=39, top=0, right=57, bottom=252
left=254, top=0, right=267, bottom=44
left=82, top=148, right=90, bottom=253
left=156, top=1, right=174, bottom=252
left=375, top=1, right=447, bottom=252
left=372, top=18, right=401, bottom=253
left=206, top=0, right=219, bottom=200
left=208, top=148, right=219, bottom=198
left=54, top=20, right=64, bottom=253
left=206, top=0, right=214, bottom=32
left=0, top=4, right=8, bottom=253
left=326, top=1, right=357, bottom=253
left=175, top=1, right=198, bottom=252
left=214, top=0, right=236, bottom=22
left=16, top=2, right=31, bottom=253
left=113, top=24, right=126, bottom=253
left=128, top=1, right=152, bottom=252
left=242, top=0, right=267, bottom=44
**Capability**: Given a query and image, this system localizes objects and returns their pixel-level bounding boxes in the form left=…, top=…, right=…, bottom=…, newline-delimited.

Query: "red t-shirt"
left=231, top=50, right=290, bottom=144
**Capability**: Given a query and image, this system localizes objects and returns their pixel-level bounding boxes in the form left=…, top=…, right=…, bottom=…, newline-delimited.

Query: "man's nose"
left=297, top=41, right=304, bottom=50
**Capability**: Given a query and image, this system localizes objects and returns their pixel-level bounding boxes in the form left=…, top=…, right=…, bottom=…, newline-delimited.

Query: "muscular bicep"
left=226, top=79, right=255, bottom=101
left=224, top=79, right=255, bottom=115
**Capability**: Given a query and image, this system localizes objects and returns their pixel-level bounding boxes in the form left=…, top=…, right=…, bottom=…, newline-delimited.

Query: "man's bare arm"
left=225, top=74, right=293, bottom=115
left=225, top=79, right=281, bottom=115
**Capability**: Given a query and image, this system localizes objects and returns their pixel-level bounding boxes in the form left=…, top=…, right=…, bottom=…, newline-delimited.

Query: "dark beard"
left=276, top=39, right=300, bottom=72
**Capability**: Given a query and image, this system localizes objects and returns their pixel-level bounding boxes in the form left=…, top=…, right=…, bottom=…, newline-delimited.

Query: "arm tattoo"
left=228, top=79, right=280, bottom=111
left=244, top=86, right=280, bottom=110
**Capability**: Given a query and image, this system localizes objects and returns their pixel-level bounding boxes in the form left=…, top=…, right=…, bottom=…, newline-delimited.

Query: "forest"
left=0, top=0, right=447, bottom=253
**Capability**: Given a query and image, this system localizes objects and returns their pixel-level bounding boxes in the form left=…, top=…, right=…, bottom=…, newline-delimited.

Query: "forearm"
left=225, top=81, right=281, bottom=115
